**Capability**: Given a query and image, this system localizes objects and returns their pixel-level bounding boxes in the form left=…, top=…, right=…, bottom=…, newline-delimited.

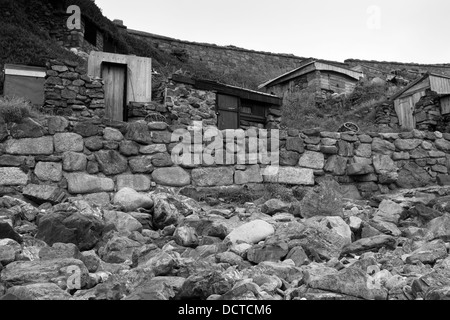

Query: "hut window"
left=241, top=106, right=252, bottom=114
left=84, top=19, right=97, bottom=46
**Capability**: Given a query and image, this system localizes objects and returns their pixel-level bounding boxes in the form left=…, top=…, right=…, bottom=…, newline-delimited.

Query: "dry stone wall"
left=345, top=59, right=450, bottom=77
left=127, top=30, right=307, bottom=86
left=2, top=115, right=450, bottom=200
left=43, top=59, right=105, bottom=118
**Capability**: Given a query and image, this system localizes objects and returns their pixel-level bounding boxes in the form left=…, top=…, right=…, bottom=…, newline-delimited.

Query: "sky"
left=95, top=0, right=450, bottom=64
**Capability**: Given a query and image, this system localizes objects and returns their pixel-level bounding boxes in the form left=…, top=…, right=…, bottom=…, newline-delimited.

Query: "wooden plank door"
left=395, top=97, right=416, bottom=130
left=102, top=62, right=127, bottom=121
left=217, top=94, right=239, bottom=129
left=441, top=96, right=450, bottom=115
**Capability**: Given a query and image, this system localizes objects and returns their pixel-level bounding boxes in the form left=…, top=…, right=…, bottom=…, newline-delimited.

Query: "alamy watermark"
left=66, top=5, right=81, bottom=30
left=66, top=265, right=81, bottom=290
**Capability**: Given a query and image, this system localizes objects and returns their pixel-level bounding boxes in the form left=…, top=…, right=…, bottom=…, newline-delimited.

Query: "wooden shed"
left=171, top=74, right=282, bottom=130
left=88, top=52, right=152, bottom=122
left=3, top=64, right=47, bottom=106
left=390, top=73, right=450, bottom=130
left=258, top=59, right=363, bottom=101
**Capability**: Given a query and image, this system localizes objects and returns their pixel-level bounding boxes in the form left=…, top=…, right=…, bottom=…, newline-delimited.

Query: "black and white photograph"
left=1, top=0, right=450, bottom=308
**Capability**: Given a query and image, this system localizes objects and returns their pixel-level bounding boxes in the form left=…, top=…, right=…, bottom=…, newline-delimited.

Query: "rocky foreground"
left=2, top=182, right=450, bottom=300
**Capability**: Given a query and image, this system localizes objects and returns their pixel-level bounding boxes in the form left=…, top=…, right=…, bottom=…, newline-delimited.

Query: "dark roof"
left=171, top=74, right=282, bottom=106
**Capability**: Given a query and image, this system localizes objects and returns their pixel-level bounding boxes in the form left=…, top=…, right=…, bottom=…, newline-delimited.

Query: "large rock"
left=425, top=214, right=450, bottom=241
left=341, top=235, right=396, bottom=256
left=0, top=258, right=89, bottom=288
left=372, top=138, right=395, bottom=155
left=261, top=199, right=290, bottom=215
left=84, top=136, right=103, bottom=151
left=279, top=150, right=300, bottom=166
left=66, top=173, right=114, bottom=194
left=347, top=163, right=374, bottom=176
left=234, top=165, right=263, bottom=184
left=62, top=152, right=87, bottom=172
left=0, top=222, right=23, bottom=244
left=5, top=137, right=54, bottom=155
left=174, top=226, right=199, bottom=248
left=397, top=162, right=433, bottom=189
left=404, top=239, right=448, bottom=264
left=99, top=236, right=141, bottom=264
left=38, top=243, right=81, bottom=261
left=113, top=188, right=153, bottom=212
left=305, top=267, right=388, bottom=300
left=73, top=122, right=100, bottom=138
left=354, top=143, right=372, bottom=158
left=247, top=240, right=289, bottom=264
left=0, top=155, right=26, bottom=167
left=373, top=200, right=403, bottom=224
left=410, top=203, right=443, bottom=224
left=413, top=269, right=450, bottom=298
left=394, top=139, right=423, bottom=151
left=369, top=219, right=402, bottom=237
left=324, top=155, right=348, bottom=175
left=307, top=216, right=352, bottom=245
left=274, top=221, right=346, bottom=261
left=34, top=162, right=62, bottom=182
left=373, top=154, right=397, bottom=174
left=119, top=140, right=140, bottom=156
left=54, top=133, right=84, bottom=153
left=140, top=144, right=167, bottom=155
left=6, top=283, right=72, bottom=300
left=103, top=127, right=124, bottom=141
left=129, top=156, right=154, bottom=174
left=125, top=122, right=153, bottom=145
left=264, top=167, right=315, bottom=185
left=124, top=276, right=184, bottom=300
left=298, top=221, right=347, bottom=261
left=192, top=167, right=234, bottom=187
left=103, top=210, right=143, bottom=233
left=151, top=194, right=185, bottom=230
left=373, top=154, right=398, bottom=184
left=435, top=139, right=450, bottom=152
left=286, top=137, right=304, bottom=153
left=47, top=116, right=69, bottom=134
left=36, top=210, right=105, bottom=250
left=176, top=269, right=239, bottom=300
left=299, top=151, right=325, bottom=170
left=429, top=196, right=450, bottom=215
left=151, top=167, right=191, bottom=187
left=299, top=182, right=343, bottom=218
left=133, top=246, right=178, bottom=273
left=9, top=118, right=45, bottom=139
left=0, top=239, right=21, bottom=265
left=95, top=150, right=128, bottom=175
left=0, top=168, right=28, bottom=186
left=225, top=220, right=274, bottom=244
left=116, top=174, right=151, bottom=191
left=151, top=153, right=174, bottom=167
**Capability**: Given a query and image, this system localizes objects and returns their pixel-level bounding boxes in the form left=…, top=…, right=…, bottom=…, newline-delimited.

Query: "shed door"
left=102, top=62, right=127, bottom=121
left=395, top=97, right=416, bottom=130
left=441, top=96, right=450, bottom=115
left=217, top=94, right=239, bottom=129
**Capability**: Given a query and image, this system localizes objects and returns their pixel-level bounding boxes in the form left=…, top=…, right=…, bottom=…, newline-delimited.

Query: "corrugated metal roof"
left=390, top=73, right=450, bottom=101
